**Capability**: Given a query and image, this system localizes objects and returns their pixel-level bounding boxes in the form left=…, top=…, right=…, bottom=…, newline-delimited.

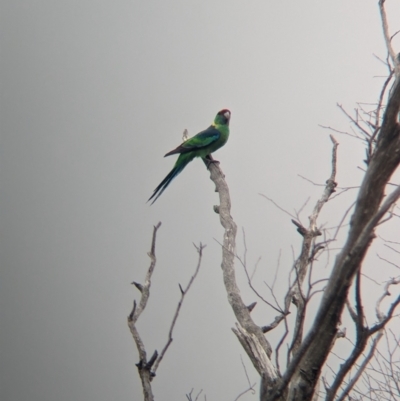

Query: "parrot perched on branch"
left=148, top=109, right=231, bottom=204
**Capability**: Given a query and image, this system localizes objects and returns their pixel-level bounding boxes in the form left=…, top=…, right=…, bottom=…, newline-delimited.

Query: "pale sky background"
left=2, top=1, right=400, bottom=400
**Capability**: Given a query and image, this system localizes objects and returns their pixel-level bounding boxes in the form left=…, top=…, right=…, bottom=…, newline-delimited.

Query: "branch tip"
left=132, top=281, right=144, bottom=292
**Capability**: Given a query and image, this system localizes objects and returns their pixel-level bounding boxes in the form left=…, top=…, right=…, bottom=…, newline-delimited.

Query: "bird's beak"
left=224, top=111, right=230, bottom=120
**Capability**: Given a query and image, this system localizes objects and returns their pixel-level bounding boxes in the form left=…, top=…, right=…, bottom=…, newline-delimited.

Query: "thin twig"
left=153, top=243, right=205, bottom=373
left=379, top=0, right=400, bottom=76
left=259, top=194, right=296, bottom=219
left=335, top=333, right=384, bottom=401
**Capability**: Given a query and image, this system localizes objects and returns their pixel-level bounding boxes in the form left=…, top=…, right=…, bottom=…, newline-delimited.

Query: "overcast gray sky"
left=2, top=1, right=400, bottom=400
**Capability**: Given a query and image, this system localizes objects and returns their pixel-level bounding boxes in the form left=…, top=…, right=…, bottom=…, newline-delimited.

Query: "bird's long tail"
left=148, top=155, right=191, bottom=204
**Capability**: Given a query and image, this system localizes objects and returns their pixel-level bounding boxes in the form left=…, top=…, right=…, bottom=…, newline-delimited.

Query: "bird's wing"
left=180, top=126, right=221, bottom=150
left=164, top=126, right=221, bottom=157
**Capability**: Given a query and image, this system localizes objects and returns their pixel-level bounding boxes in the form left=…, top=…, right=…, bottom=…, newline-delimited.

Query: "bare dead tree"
left=204, top=1, right=400, bottom=400
left=272, top=1, right=400, bottom=398
left=132, top=2, right=400, bottom=400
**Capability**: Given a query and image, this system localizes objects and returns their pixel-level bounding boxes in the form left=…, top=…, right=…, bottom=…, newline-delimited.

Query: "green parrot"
left=148, top=109, right=231, bottom=204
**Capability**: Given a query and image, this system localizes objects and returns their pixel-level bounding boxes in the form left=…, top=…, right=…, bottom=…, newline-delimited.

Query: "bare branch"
left=346, top=299, right=358, bottom=323
left=127, top=226, right=204, bottom=401
left=205, top=159, right=277, bottom=384
left=354, top=271, right=365, bottom=329
left=372, top=70, right=394, bottom=142
left=259, top=194, right=296, bottom=219
left=274, top=317, right=289, bottom=375
left=236, top=230, right=283, bottom=313
left=337, top=104, right=372, bottom=139
left=319, top=124, right=360, bottom=139
left=186, top=388, right=203, bottom=401
left=132, top=281, right=144, bottom=293
left=379, top=0, right=400, bottom=77
left=240, top=354, right=253, bottom=389
left=261, top=313, right=287, bottom=334
left=233, top=383, right=257, bottom=401
left=373, top=277, right=400, bottom=328
left=284, top=136, right=339, bottom=359
left=376, top=253, right=400, bottom=270
left=237, top=253, right=283, bottom=313
left=127, top=222, right=162, bottom=401
left=295, top=197, right=311, bottom=220
left=330, top=201, right=356, bottom=240
left=335, top=332, right=384, bottom=401
left=232, top=356, right=257, bottom=401
left=153, top=243, right=205, bottom=373
left=129, top=222, right=162, bottom=325
left=270, top=29, right=400, bottom=396
left=232, top=323, right=278, bottom=380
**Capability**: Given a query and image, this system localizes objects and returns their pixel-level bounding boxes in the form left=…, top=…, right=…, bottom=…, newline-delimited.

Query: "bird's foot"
left=204, top=155, right=220, bottom=169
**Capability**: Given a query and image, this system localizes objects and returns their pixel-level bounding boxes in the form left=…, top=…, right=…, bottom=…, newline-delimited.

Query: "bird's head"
left=214, top=109, right=231, bottom=126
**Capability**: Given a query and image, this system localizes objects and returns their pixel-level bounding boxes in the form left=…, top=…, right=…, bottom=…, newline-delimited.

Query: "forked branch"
left=205, top=158, right=280, bottom=394
left=268, top=2, right=400, bottom=397
left=128, top=223, right=204, bottom=401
